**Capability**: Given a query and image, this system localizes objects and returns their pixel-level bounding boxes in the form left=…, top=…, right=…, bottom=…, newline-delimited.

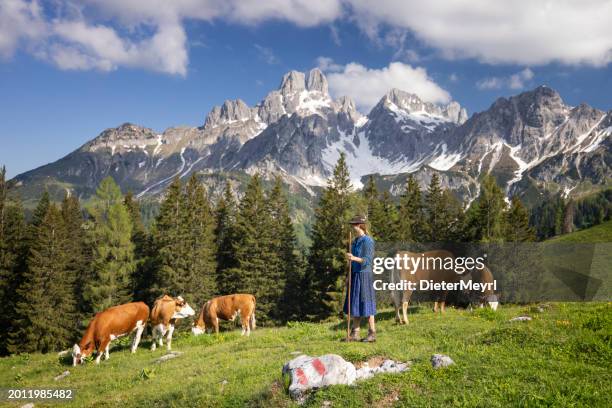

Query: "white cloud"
left=3, top=0, right=611, bottom=76
left=316, top=56, right=343, bottom=72
left=0, top=0, right=343, bottom=75
left=254, top=44, right=280, bottom=64
left=320, top=59, right=451, bottom=112
left=346, top=0, right=612, bottom=66
left=477, top=68, right=534, bottom=90
left=0, top=0, right=45, bottom=58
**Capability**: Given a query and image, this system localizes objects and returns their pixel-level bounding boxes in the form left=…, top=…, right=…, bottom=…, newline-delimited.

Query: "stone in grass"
left=283, top=354, right=356, bottom=402
left=355, top=359, right=410, bottom=380
left=54, top=370, right=70, bottom=381
left=431, top=354, right=454, bottom=369
left=283, top=354, right=410, bottom=402
left=20, top=404, right=35, bottom=408
left=154, top=351, right=183, bottom=363
left=510, top=316, right=532, bottom=322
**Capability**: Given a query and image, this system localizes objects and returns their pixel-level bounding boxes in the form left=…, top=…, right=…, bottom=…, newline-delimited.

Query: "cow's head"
left=191, top=300, right=210, bottom=336
left=172, top=296, right=195, bottom=319
left=72, top=342, right=93, bottom=366
left=487, top=294, right=499, bottom=311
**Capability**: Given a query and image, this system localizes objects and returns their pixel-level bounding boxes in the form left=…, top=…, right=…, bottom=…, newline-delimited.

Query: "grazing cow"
left=72, top=302, right=149, bottom=366
left=150, top=295, right=195, bottom=351
left=192, top=294, right=256, bottom=336
left=391, top=250, right=460, bottom=324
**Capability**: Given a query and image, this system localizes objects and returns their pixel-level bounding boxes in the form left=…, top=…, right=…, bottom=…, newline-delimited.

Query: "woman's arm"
left=348, top=238, right=374, bottom=267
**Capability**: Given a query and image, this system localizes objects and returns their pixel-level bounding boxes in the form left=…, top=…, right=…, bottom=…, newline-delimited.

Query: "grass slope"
left=546, top=220, right=612, bottom=243
left=1, top=303, right=610, bottom=407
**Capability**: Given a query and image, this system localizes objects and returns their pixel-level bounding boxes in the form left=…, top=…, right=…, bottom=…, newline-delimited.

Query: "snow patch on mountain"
left=428, top=143, right=463, bottom=171
left=322, top=129, right=422, bottom=188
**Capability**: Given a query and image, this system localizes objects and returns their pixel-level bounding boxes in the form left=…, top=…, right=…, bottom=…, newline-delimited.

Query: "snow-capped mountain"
left=11, top=69, right=611, bottom=207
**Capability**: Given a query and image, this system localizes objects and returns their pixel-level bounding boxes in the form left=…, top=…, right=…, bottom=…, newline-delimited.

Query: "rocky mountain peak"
left=203, top=99, right=253, bottom=129
left=376, top=88, right=467, bottom=124
left=279, top=70, right=306, bottom=95
left=336, top=95, right=361, bottom=123
left=306, top=68, right=328, bottom=94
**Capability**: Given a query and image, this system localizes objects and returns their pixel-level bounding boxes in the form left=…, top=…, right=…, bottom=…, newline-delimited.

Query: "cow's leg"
left=214, top=318, right=220, bottom=335
left=104, top=342, right=110, bottom=360
left=434, top=301, right=439, bottom=313
left=240, top=313, right=250, bottom=336
left=166, top=324, right=174, bottom=351
left=96, top=339, right=110, bottom=364
left=131, top=320, right=144, bottom=353
left=401, top=290, right=412, bottom=324
left=440, top=290, right=448, bottom=313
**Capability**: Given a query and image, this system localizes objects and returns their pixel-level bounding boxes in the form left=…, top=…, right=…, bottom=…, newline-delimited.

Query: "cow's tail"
left=250, top=296, right=256, bottom=331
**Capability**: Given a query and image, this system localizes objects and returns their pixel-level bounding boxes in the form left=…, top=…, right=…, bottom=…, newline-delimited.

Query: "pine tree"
left=124, top=191, right=153, bottom=302
left=214, top=182, right=238, bottom=295
left=374, top=190, right=400, bottom=242
left=425, top=173, right=447, bottom=241
left=227, top=174, right=278, bottom=323
left=152, top=177, right=188, bottom=298
left=85, top=177, right=135, bottom=312
left=9, top=205, right=77, bottom=353
left=181, top=174, right=217, bottom=306
left=268, top=176, right=300, bottom=322
left=60, top=194, right=88, bottom=333
left=362, top=175, right=385, bottom=240
left=470, top=174, right=507, bottom=242
left=398, top=174, right=426, bottom=242
left=0, top=167, right=27, bottom=355
left=304, top=153, right=354, bottom=319
left=504, top=196, right=536, bottom=242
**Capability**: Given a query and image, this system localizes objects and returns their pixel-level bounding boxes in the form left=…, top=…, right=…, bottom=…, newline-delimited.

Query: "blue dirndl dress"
left=343, top=234, right=377, bottom=317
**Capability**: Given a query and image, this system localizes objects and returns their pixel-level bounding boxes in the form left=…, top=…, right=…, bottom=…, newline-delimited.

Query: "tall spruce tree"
left=85, top=177, right=135, bottom=312
left=505, top=196, right=535, bottom=242
left=304, top=153, right=354, bottom=319
left=181, top=174, right=217, bottom=306
left=9, top=205, right=77, bottom=353
left=60, top=194, right=88, bottom=333
left=214, top=182, right=238, bottom=295
left=226, top=174, right=278, bottom=323
left=425, top=173, right=447, bottom=241
left=398, top=174, right=426, bottom=242
left=469, top=174, right=507, bottom=242
left=0, top=167, right=27, bottom=355
left=374, top=190, right=400, bottom=242
left=268, top=176, right=300, bottom=322
left=152, top=177, right=188, bottom=298
left=124, top=191, right=155, bottom=303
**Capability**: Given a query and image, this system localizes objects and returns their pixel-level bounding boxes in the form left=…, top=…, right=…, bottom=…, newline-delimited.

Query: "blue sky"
left=1, top=1, right=611, bottom=178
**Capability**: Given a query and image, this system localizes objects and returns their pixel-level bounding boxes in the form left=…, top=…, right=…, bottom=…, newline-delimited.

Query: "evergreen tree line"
left=0, top=168, right=304, bottom=355
left=4, top=157, right=602, bottom=354
left=529, top=189, right=611, bottom=240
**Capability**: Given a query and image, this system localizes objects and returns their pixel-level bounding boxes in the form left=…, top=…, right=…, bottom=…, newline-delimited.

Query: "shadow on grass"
left=329, top=305, right=424, bottom=331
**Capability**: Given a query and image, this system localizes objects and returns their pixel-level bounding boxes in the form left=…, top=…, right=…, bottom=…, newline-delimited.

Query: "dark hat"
left=348, top=214, right=367, bottom=224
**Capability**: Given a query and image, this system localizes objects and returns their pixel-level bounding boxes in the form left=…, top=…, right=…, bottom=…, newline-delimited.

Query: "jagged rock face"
left=11, top=68, right=610, bottom=208
left=361, top=89, right=465, bottom=170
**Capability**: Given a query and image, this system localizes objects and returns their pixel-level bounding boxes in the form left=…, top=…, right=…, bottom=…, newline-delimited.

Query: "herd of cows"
left=71, top=293, right=256, bottom=366
left=71, top=249, right=501, bottom=366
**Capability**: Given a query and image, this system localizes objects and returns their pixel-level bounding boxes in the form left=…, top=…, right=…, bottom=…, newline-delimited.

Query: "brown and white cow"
left=191, top=294, right=256, bottom=336
left=150, top=295, right=195, bottom=351
left=72, top=301, right=150, bottom=366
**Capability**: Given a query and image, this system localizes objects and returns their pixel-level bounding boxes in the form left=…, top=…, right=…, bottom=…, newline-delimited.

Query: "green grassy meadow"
left=1, top=302, right=610, bottom=407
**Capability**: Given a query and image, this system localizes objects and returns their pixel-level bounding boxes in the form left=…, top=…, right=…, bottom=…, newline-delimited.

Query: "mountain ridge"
left=10, top=69, right=611, bottom=208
